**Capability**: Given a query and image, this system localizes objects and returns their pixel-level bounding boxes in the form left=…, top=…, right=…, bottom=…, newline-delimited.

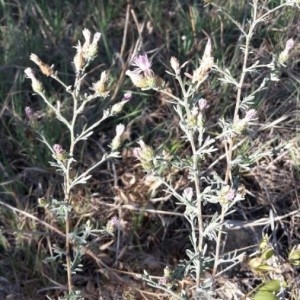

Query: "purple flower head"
left=245, top=109, right=257, bottom=121
left=198, top=98, right=208, bottom=111
left=285, top=39, right=295, bottom=52
left=25, top=106, right=33, bottom=119
left=191, top=106, right=199, bottom=117
left=123, top=92, right=132, bottom=101
left=131, top=54, right=153, bottom=76
left=159, top=277, right=167, bottom=286
left=110, top=216, right=119, bottom=226
left=53, top=144, right=64, bottom=155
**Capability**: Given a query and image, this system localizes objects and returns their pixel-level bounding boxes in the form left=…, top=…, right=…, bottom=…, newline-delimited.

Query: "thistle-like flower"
left=91, top=71, right=110, bottom=98
left=82, top=28, right=92, bottom=54
left=126, top=70, right=156, bottom=89
left=133, top=140, right=155, bottom=171
left=74, top=29, right=101, bottom=72
left=234, top=109, right=257, bottom=134
left=131, top=53, right=153, bottom=76
left=88, top=32, right=101, bottom=59
left=279, top=38, right=295, bottom=65
left=192, top=39, right=214, bottom=84
left=126, top=53, right=158, bottom=89
left=73, top=42, right=85, bottom=73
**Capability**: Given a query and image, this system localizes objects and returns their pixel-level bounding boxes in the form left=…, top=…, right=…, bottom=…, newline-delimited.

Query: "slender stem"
left=225, top=1, right=257, bottom=185
left=51, top=74, right=69, bottom=90
left=38, top=93, right=69, bottom=128
left=212, top=204, right=226, bottom=277
left=65, top=207, right=72, bottom=292
left=63, top=70, right=85, bottom=294
left=61, top=68, right=85, bottom=295
left=175, top=74, right=204, bottom=288
left=224, top=1, right=290, bottom=184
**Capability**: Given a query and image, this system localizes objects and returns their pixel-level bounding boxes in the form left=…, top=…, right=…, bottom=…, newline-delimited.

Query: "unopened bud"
left=53, top=144, right=67, bottom=161
left=82, top=28, right=92, bottom=53
left=25, top=106, right=33, bottom=119
left=30, top=53, right=54, bottom=77
left=24, top=68, right=44, bottom=94
left=106, top=216, right=119, bottom=235
left=198, top=98, right=208, bottom=111
left=92, top=71, right=109, bottom=98
left=170, top=56, right=180, bottom=75
left=285, top=38, right=295, bottom=51
left=245, top=109, right=257, bottom=121
left=73, top=43, right=86, bottom=72
left=123, top=92, right=132, bottom=101
left=279, top=38, right=295, bottom=65
left=111, top=124, right=125, bottom=150
left=133, top=140, right=155, bottom=171
left=87, top=32, right=101, bottom=59
left=183, top=187, right=193, bottom=201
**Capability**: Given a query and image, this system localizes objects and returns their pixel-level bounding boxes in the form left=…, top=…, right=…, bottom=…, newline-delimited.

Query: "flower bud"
left=25, top=106, right=33, bottom=120
left=73, top=43, right=86, bottom=73
left=38, top=197, right=48, bottom=207
left=198, top=98, right=208, bottom=111
left=87, top=32, right=101, bottom=59
left=170, top=56, right=180, bottom=75
left=106, top=216, right=119, bottom=235
left=126, top=70, right=154, bottom=89
left=192, top=39, right=214, bottom=84
left=53, top=144, right=67, bottom=161
left=111, top=124, right=125, bottom=150
left=30, top=53, right=54, bottom=77
left=279, top=38, right=295, bottom=65
left=133, top=140, right=155, bottom=171
left=82, top=28, right=92, bottom=54
left=183, top=187, right=193, bottom=201
left=234, top=109, right=257, bottom=134
left=285, top=38, right=295, bottom=51
left=24, top=68, right=44, bottom=94
left=245, top=109, right=257, bottom=121
left=92, top=71, right=109, bottom=98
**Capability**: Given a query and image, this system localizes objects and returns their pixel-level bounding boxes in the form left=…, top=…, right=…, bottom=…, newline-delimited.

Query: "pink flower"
left=245, top=109, right=257, bottom=121
left=285, top=39, right=295, bottom=52
left=123, top=92, right=132, bottom=101
left=25, top=106, right=33, bottom=119
left=53, top=144, right=64, bottom=155
left=131, top=54, right=153, bottom=76
left=198, top=98, right=208, bottom=111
